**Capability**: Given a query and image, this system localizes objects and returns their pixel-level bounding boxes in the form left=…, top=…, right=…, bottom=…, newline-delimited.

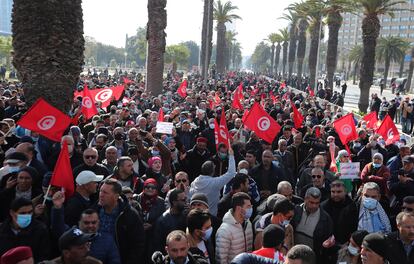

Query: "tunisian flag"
left=362, top=111, right=379, bottom=129
left=158, top=107, right=164, bottom=122
left=74, top=85, right=124, bottom=108
left=243, top=102, right=281, bottom=144
left=376, top=115, right=400, bottom=145
left=81, top=86, right=98, bottom=120
left=232, top=83, right=244, bottom=110
left=219, top=109, right=230, bottom=148
left=177, top=79, right=188, bottom=98
left=17, top=98, right=71, bottom=142
left=291, top=102, right=304, bottom=129
left=333, top=113, right=358, bottom=147
left=50, top=140, right=74, bottom=199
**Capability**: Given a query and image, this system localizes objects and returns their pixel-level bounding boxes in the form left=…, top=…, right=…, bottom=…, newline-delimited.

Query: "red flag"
left=17, top=98, right=71, bottom=142
left=232, top=83, right=244, bottom=110
left=213, top=119, right=220, bottom=150
left=315, top=126, right=321, bottom=138
left=362, top=111, right=378, bottom=129
left=50, top=140, right=74, bottom=198
left=282, top=92, right=290, bottom=101
left=177, top=80, right=188, bottom=98
left=243, top=103, right=281, bottom=143
left=123, top=77, right=133, bottom=85
left=291, top=102, right=304, bottom=129
left=214, top=93, right=222, bottom=105
left=158, top=108, right=164, bottom=122
left=71, top=111, right=81, bottom=126
left=280, top=82, right=286, bottom=88
left=307, top=86, right=315, bottom=97
left=241, top=109, right=249, bottom=123
left=74, top=85, right=124, bottom=108
left=219, top=109, right=230, bottom=148
left=376, top=115, right=400, bottom=145
left=333, top=113, right=358, bottom=146
left=81, top=86, right=98, bottom=120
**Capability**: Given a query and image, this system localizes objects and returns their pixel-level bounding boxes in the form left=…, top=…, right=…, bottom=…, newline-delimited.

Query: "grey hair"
left=277, top=181, right=292, bottom=193
left=362, top=182, right=380, bottom=194
left=396, top=211, right=414, bottom=225
left=286, top=245, right=315, bottom=264
left=305, top=187, right=321, bottom=199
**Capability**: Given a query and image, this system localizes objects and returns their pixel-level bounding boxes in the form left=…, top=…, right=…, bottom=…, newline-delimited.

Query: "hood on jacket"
left=223, top=209, right=242, bottom=226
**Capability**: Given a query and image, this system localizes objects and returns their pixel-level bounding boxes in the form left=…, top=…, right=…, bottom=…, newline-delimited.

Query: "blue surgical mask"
left=218, top=152, right=227, bottom=159
left=372, top=163, right=381, bottom=169
left=281, top=219, right=290, bottom=227
left=151, top=150, right=160, bottom=156
left=244, top=207, right=253, bottom=220
left=8, top=166, right=20, bottom=173
left=16, top=214, right=32, bottom=228
left=348, top=244, right=359, bottom=256
left=202, top=227, right=213, bottom=241
left=363, top=197, right=378, bottom=211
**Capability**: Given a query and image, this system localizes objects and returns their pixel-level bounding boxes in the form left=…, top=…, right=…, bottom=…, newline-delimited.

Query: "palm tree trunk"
left=358, top=15, right=380, bottom=112
left=405, top=47, right=414, bottom=93
left=326, top=14, right=342, bottom=88
left=216, top=22, right=226, bottom=74
left=383, top=58, right=390, bottom=92
left=275, top=44, right=281, bottom=75
left=308, top=19, right=321, bottom=89
left=399, top=56, right=405, bottom=78
left=353, top=63, right=358, bottom=85
left=146, top=0, right=167, bottom=96
left=296, top=20, right=307, bottom=81
left=288, top=26, right=297, bottom=78
left=12, top=0, right=84, bottom=113
left=201, top=0, right=213, bottom=81
left=282, top=42, right=288, bottom=77
left=270, top=44, right=275, bottom=75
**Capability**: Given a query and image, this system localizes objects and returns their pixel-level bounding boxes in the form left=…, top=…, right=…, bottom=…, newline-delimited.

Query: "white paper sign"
left=156, top=122, right=174, bottom=134
left=339, top=162, right=360, bottom=179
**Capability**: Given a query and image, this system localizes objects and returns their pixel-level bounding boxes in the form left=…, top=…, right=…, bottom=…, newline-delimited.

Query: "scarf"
left=358, top=201, right=391, bottom=233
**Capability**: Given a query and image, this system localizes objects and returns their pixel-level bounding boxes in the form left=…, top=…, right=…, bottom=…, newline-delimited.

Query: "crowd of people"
left=0, top=69, right=413, bottom=264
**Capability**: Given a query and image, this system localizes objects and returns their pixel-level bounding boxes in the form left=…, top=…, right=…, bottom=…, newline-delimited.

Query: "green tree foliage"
left=0, top=36, right=12, bottom=68
left=165, top=44, right=190, bottom=73
left=250, top=41, right=271, bottom=72
left=84, top=36, right=125, bottom=67
left=126, top=27, right=147, bottom=66
left=181, top=41, right=200, bottom=69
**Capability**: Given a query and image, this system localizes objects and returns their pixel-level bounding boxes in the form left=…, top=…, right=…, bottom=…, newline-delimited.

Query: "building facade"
left=0, top=0, right=13, bottom=36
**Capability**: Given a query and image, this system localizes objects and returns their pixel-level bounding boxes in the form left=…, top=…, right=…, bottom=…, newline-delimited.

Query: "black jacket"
left=249, top=163, right=289, bottom=195
left=163, top=253, right=209, bottom=264
left=230, top=253, right=275, bottom=264
left=64, top=192, right=95, bottom=227
left=95, top=195, right=145, bottom=264
left=0, top=186, right=43, bottom=222
left=0, top=218, right=51, bottom=262
left=181, top=146, right=211, bottom=182
left=386, top=231, right=414, bottom=264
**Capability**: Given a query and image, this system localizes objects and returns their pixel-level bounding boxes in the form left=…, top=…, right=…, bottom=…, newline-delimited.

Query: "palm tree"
left=201, top=0, right=214, bottom=82
left=324, top=0, right=354, bottom=88
left=279, top=28, right=289, bottom=78
left=274, top=35, right=283, bottom=74
left=213, top=0, right=241, bottom=74
left=225, top=30, right=238, bottom=70
left=265, top=33, right=281, bottom=75
left=282, top=10, right=299, bottom=78
left=12, top=0, right=84, bottom=113
left=398, top=41, right=410, bottom=77
left=405, top=46, right=414, bottom=92
left=354, top=0, right=405, bottom=112
left=146, top=0, right=167, bottom=96
left=377, top=36, right=408, bottom=88
left=349, top=44, right=364, bottom=85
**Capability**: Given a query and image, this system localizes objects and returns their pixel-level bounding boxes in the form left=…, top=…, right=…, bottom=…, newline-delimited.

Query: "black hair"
left=245, top=149, right=257, bottom=157
left=169, top=188, right=184, bottom=206
left=187, top=209, right=211, bottom=233
left=403, top=196, right=414, bottom=204
left=10, top=197, right=33, bottom=212
left=103, top=178, right=122, bottom=195
left=286, top=245, right=315, bottom=264
left=231, top=192, right=251, bottom=211
left=117, top=156, right=133, bottom=168
left=273, top=198, right=295, bottom=215
left=232, top=173, right=249, bottom=190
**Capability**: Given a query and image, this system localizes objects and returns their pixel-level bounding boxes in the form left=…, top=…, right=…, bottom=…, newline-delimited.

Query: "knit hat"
left=0, top=246, right=32, bottom=264
left=190, top=193, right=209, bottom=208
left=262, top=224, right=285, bottom=248
left=362, top=233, right=387, bottom=258
left=148, top=156, right=161, bottom=168
left=351, top=230, right=369, bottom=247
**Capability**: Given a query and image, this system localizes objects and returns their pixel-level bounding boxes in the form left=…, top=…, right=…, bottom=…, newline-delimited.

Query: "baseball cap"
left=75, top=170, right=103, bottom=185
left=59, top=227, right=94, bottom=250
left=402, top=156, right=414, bottom=164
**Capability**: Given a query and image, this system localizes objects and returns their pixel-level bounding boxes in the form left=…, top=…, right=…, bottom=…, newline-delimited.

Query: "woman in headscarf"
left=336, top=149, right=353, bottom=193
left=136, top=178, right=166, bottom=262
left=142, top=156, right=169, bottom=197
left=360, top=153, right=390, bottom=196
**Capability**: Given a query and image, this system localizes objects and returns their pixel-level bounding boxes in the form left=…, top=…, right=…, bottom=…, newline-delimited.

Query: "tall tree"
left=12, top=0, right=84, bottom=113
left=201, top=0, right=214, bottom=82
left=405, top=46, right=414, bottom=92
left=181, top=41, right=200, bottom=69
left=355, top=0, right=405, bottom=112
left=377, top=36, right=408, bottom=88
left=225, top=30, right=237, bottom=70
left=146, top=0, right=167, bottom=96
left=0, top=36, right=12, bottom=69
left=324, top=0, right=353, bottom=88
left=279, top=28, right=289, bottom=78
left=349, top=44, right=363, bottom=84
left=264, top=33, right=281, bottom=75
left=214, top=0, right=241, bottom=74
left=274, top=36, right=283, bottom=74
left=282, top=10, right=299, bottom=78
left=250, top=42, right=271, bottom=72
left=231, top=42, right=243, bottom=69
left=398, top=41, right=410, bottom=77
left=165, top=44, right=190, bottom=73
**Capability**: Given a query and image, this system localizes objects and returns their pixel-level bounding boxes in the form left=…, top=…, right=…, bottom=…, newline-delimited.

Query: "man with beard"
left=73, top=148, right=110, bottom=179
left=321, top=181, right=358, bottom=246
left=297, top=155, right=335, bottom=193
left=164, top=230, right=208, bottom=264
left=181, top=137, right=210, bottom=182
left=385, top=212, right=414, bottom=264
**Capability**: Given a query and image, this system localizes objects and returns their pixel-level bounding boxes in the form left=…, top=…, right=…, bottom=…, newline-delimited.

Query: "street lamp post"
left=124, top=52, right=127, bottom=70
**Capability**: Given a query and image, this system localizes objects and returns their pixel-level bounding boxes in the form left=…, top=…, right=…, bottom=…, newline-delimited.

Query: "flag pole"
left=42, top=184, right=52, bottom=205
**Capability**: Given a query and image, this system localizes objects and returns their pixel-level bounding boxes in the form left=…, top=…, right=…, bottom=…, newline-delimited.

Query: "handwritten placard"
left=339, top=162, right=360, bottom=179
left=156, top=122, right=174, bottom=134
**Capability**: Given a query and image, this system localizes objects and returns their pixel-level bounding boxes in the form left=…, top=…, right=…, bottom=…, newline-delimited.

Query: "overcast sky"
left=82, top=0, right=297, bottom=56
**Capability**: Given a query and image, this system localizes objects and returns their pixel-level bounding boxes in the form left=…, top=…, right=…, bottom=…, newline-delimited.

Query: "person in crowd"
left=277, top=181, right=303, bottom=205
left=142, top=156, right=169, bottom=197
left=163, top=230, right=208, bottom=264
left=217, top=173, right=249, bottom=219
left=186, top=209, right=215, bottom=263
left=252, top=224, right=286, bottom=262
left=401, top=196, right=414, bottom=213
left=215, top=192, right=253, bottom=264
left=73, top=148, right=110, bottom=178
left=385, top=211, right=414, bottom=264
left=300, top=167, right=331, bottom=201
left=0, top=246, right=34, bottom=264
left=291, top=187, right=333, bottom=264
left=102, top=146, right=118, bottom=174
left=0, top=198, right=50, bottom=262
left=388, top=155, right=414, bottom=210
left=297, top=155, right=335, bottom=193
left=189, top=145, right=236, bottom=216
left=165, top=171, right=190, bottom=209
left=387, top=146, right=410, bottom=178
left=361, top=153, right=390, bottom=196
left=211, top=143, right=229, bottom=177
left=337, top=230, right=369, bottom=264
left=361, top=233, right=390, bottom=264
left=107, top=156, right=143, bottom=193
left=181, top=137, right=210, bottom=182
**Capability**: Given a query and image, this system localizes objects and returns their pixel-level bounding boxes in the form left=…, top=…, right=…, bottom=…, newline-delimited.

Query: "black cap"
left=5, top=152, right=28, bottom=164
left=59, top=227, right=94, bottom=250
left=262, top=224, right=285, bottom=248
left=362, top=233, right=387, bottom=258
left=402, top=156, right=414, bottom=163
left=351, top=230, right=369, bottom=247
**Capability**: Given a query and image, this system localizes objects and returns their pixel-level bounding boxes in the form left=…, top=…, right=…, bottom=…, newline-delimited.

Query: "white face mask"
left=209, top=123, right=215, bottom=129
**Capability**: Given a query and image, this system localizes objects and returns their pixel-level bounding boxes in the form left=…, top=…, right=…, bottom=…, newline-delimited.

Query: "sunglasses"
left=144, top=185, right=157, bottom=190
left=84, top=155, right=97, bottom=159
left=175, top=179, right=187, bottom=183
left=312, top=175, right=322, bottom=179
left=402, top=206, right=414, bottom=212
left=83, top=220, right=98, bottom=225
